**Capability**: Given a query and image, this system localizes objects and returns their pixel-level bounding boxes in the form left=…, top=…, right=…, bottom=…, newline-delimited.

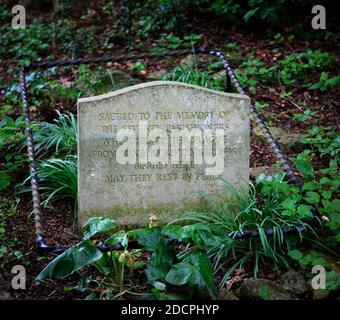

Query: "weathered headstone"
left=77, top=81, right=250, bottom=227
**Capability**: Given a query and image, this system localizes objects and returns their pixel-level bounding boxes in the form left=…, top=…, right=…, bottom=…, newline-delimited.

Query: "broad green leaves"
left=165, top=251, right=216, bottom=299
left=288, top=249, right=303, bottom=261
left=130, top=227, right=217, bottom=299
left=36, top=240, right=103, bottom=280
left=296, top=152, right=314, bottom=179
left=36, top=217, right=118, bottom=281
left=129, top=227, right=174, bottom=284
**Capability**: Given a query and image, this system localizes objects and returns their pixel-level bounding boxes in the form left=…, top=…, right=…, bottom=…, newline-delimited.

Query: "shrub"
left=236, top=50, right=333, bottom=89
left=170, top=176, right=318, bottom=288
left=278, top=50, right=333, bottom=86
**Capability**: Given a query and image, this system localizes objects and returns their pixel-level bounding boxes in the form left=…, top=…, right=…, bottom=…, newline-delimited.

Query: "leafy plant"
left=28, top=156, right=78, bottom=215
left=242, top=0, right=314, bottom=26
left=309, top=72, right=340, bottom=92
left=0, top=198, right=21, bottom=268
left=0, top=113, right=26, bottom=191
left=152, top=33, right=202, bottom=53
left=36, top=217, right=144, bottom=300
left=0, top=18, right=51, bottom=64
left=279, top=50, right=333, bottom=86
left=236, top=50, right=333, bottom=90
left=128, top=61, right=148, bottom=75
left=162, top=66, right=227, bottom=91
left=236, top=58, right=273, bottom=89
left=37, top=218, right=217, bottom=300
left=129, top=227, right=217, bottom=299
left=293, top=109, right=318, bottom=122
left=169, top=176, right=318, bottom=289
left=292, top=130, right=340, bottom=249
left=288, top=248, right=340, bottom=296
left=33, top=111, right=77, bottom=157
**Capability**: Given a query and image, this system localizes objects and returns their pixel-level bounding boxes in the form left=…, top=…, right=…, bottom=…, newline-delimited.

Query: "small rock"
left=253, top=126, right=305, bottom=150
left=222, top=53, right=245, bottom=67
left=250, top=166, right=282, bottom=178
left=107, top=70, right=138, bottom=89
left=307, top=279, right=330, bottom=300
left=236, top=278, right=293, bottom=300
left=179, top=55, right=199, bottom=69
left=0, top=290, right=13, bottom=300
left=212, top=70, right=230, bottom=82
left=312, top=289, right=330, bottom=300
left=218, top=289, right=239, bottom=300
left=280, top=270, right=308, bottom=295
left=146, top=70, right=167, bottom=80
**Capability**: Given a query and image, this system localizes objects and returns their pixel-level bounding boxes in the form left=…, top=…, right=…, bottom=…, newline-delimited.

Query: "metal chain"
left=19, top=67, right=44, bottom=238
left=19, top=48, right=317, bottom=252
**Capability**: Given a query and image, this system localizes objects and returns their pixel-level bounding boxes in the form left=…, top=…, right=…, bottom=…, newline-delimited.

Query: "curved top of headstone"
left=77, top=80, right=250, bottom=104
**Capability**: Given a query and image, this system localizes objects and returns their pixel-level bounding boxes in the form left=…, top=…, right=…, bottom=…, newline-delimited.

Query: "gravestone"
left=77, top=81, right=250, bottom=227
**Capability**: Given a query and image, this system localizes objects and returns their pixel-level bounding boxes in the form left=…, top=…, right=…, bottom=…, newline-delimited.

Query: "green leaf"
left=304, top=191, right=320, bottom=204
left=259, top=286, right=271, bottom=300
left=0, top=171, right=10, bottom=190
left=0, top=116, right=15, bottom=128
left=321, top=190, right=332, bottom=200
left=191, top=251, right=216, bottom=299
left=104, top=230, right=128, bottom=248
left=153, top=281, right=166, bottom=291
left=165, top=251, right=216, bottom=299
left=281, top=198, right=296, bottom=210
left=146, top=260, right=172, bottom=284
left=296, top=158, right=314, bottom=179
left=332, top=199, right=340, bottom=212
left=36, top=240, right=103, bottom=280
left=165, top=261, right=192, bottom=285
left=297, top=204, right=313, bottom=218
left=130, top=227, right=167, bottom=252
left=82, top=217, right=117, bottom=240
left=303, top=181, right=318, bottom=191
left=288, top=249, right=303, bottom=261
left=131, top=227, right=174, bottom=283
left=161, top=225, right=187, bottom=240
left=319, top=177, right=331, bottom=185
left=0, top=245, right=8, bottom=258
left=300, top=252, right=325, bottom=266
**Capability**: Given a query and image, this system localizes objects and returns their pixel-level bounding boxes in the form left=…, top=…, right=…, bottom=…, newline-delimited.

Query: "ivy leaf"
left=161, top=225, right=187, bottom=240
left=288, top=249, right=303, bottom=261
left=104, top=230, right=128, bottom=248
left=165, top=251, right=216, bottom=299
left=295, top=153, right=314, bottom=179
left=302, top=181, right=318, bottom=191
left=304, top=191, right=320, bottom=204
left=131, top=227, right=174, bottom=283
left=281, top=198, right=296, bottom=210
left=321, top=190, right=332, bottom=200
left=297, top=204, right=313, bottom=218
left=36, top=241, right=102, bottom=281
left=332, top=199, right=340, bottom=212
left=165, top=261, right=192, bottom=285
left=0, top=171, right=10, bottom=190
left=82, top=217, right=117, bottom=240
